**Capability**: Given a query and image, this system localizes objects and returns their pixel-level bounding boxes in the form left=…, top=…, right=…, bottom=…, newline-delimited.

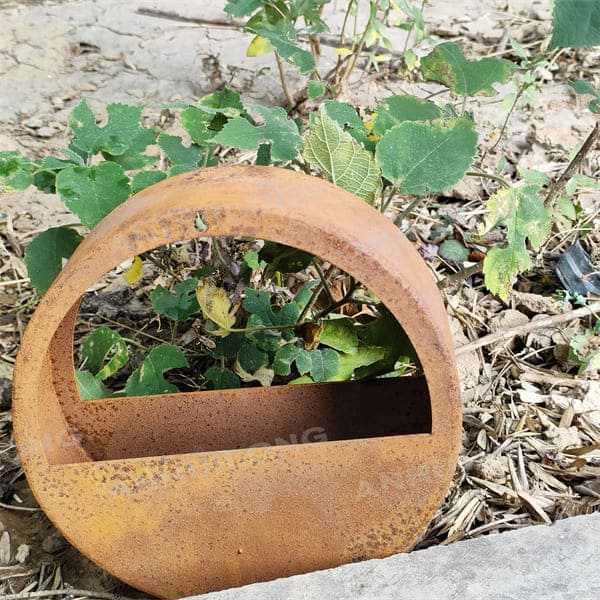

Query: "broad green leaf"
left=131, top=171, right=167, bottom=194
left=372, top=96, right=443, bottom=136
left=246, top=18, right=315, bottom=74
left=158, top=133, right=215, bottom=175
left=70, top=99, right=155, bottom=162
left=81, top=326, right=128, bottom=380
left=224, top=0, right=263, bottom=17
left=320, top=318, right=358, bottom=355
left=331, top=345, right=387, bottom=381
left=568, top=80, right=600, bottom=113
left=376, top=116, right=477, bottom=195
left=24, top=227, right=83, bottom=295
left=309, top=348, right=339, bottom=382
left=421, top=42, right=515, bottom=96
left=304, top=110, right=381, bottom=204
left=212, top=105, right=303, bottom=161
left=152, top=279, right=200, bottom=322
left=565, top=173, right=600, bottom=196
left=483, top=186, right=553, bottom=300
left=125, top=344, right=188, bottom=395
left=439, top=239, right=469, bottom=262
left=273, top=343, right=312, bottom=376
left=196, top=281, right=236, bottom=336
left=205, top=366, right=241, bottom=389
left=243, top=250, right=267, bottom=270
left=209, top=333, right=245, bottom=359
left=259, top=242, right=313, bottom=276
left=180, top=106, right=219, bottom=146
left=237, top=342, right=269, bottom=373
left=307, top=80, right=327, bottom=100
left=76, top=370, right=112, bottom=400
left=551, top=0, right=600, bottom=48
left=321, top=100, right=373, bottom=149
left=557, top=196, right=577, bottom=222
left=55, top=162, right=131, bottom=229
left=0, top=151, right=37, bottom=191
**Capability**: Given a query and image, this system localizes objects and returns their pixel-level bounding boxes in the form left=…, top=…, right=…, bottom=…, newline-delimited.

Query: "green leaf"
left=56, top=162, right=131, bottom=229
left=70, top=99, right=155, bottom=162
left=180, top=106, right=220, bottom=145
left=209, top=333, right=245, bottom=359
left=483, top=186, right=553, bottom=300
left=304, top=109, right=381, bottom=204
left=565, top=173, right=600, bottom=196
left=124, top=344, right=188, bottom=396
left=246, top=18, right=315, bottom=74
left=205, top=366, right=241, bottom=389
left=259, top=242, right=313, bottom=275
left=158, top=133, right=215, bottom=174
left=376, top=116, right=477, bottom=195
left=244, top=250, right=267, bottom=270
left=24, top=227, right=83, bottom=295
left=309, top=348, right=339, bottom=382
left=76, top=370, right=112, bottom=400
left=551, top=0, right=600, bottom=48
left=320, top=318, right=358, bottom=354
left=372, top=96, right=443, bottom=136
left=238, top=342, right=269, bottom=373
left=331, top=345, right=387, bottom=381
left=0, top=151, right=37, bottom=191
left=151, top=279, right=200, bottom=322
left=421, top=42, right=515, bottom=96
left=439, top=239, right=469, bottom=262
left=568, top=80, right=600, bottom=113
left=273, top=343, right=312, bottom=376
left=321, top=100, right=373, bottom=150
left=81, top=326, right=129, bottom=380
left=307, top=80, right=327, bottom=100
left=224, top=0, right=263, bottom=17
left=131, top=171, right=167, bottom=194
left=212, top=105, right=303, bottom=161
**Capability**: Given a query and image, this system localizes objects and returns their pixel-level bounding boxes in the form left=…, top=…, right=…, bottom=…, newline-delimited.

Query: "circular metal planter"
left=13, top=166, right=461, bottom=599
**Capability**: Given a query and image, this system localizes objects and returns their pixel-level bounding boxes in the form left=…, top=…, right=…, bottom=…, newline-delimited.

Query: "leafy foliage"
left=81, top=327, right=129, bottom=380
left=569, top=80, right=600, bottom=114
left=24, top=227, right=83, bottom=295
left=304, top=108, right=381, bottom=203
left=376, top=116, right=477, bottom=195
left=152, top=279, right=200, bottom=322
left=483, top=186, right=553, bottom=301
left=125, top=345, right=189, bottom=395
left=551, top=0, right=600, bottom=48
left=421, top=42, right=515, bottom=96
left=213, top=105, right=303, bottom=161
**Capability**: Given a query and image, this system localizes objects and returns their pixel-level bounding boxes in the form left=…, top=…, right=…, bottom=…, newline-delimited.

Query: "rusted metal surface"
left=13, top=166, right=462, bottom=599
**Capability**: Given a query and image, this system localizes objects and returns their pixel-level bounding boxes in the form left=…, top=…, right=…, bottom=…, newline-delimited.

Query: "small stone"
left=23, top=117, right=43, bottom=129
left=42, top=532, right=68, bottom=554
left=15, top=544, right=30, bottom=564
left=35, top=126, right=57, bottom=138
left=51, top=96, right=65, bottom=110
left=78, top=82, right=98, bottom=92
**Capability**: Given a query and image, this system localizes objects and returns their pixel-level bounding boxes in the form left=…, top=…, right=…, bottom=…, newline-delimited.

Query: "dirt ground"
left=1, top=0, right=599, bottom=597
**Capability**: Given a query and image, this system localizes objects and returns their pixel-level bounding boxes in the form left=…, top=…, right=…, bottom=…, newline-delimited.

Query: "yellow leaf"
left=335, top=47, right=353, bottom=56
left=234, top=360, right=274, bottom=387
left=247, top=35, right=274, bottom=57
left=196, top=281, right=235, bottom=336
left=123, top=256, right=143, bottom=284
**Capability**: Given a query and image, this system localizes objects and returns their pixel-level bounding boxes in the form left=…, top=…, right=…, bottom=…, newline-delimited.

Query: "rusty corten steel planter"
left=13, top=166, right=461, bottom=599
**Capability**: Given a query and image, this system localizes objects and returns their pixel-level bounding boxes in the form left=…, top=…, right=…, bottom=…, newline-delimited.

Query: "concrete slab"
left=186, top=514, right=600, bottom=600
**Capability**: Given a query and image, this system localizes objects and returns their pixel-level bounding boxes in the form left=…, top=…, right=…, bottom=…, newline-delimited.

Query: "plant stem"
left=312, top=259, right=335, bottom=303
left=314, top=278, right=358, bottom=319
left=296, top=263, right=336, bottom=323
left=455, top=300, right=600, bottom=355
left=480, top=85, right=525, bottom=165
left=394, top=196, right=426, bottom=226
left=466, top=170, right=511, bottom=188
left=437, top=263, right=484, bottom=289
left=545, top=121, right=600, bottom=207
left=275, top=52, right=295, bottom=108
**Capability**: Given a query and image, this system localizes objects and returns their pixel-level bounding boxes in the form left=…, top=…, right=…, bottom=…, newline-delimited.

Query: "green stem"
left=466, top=170, right=511, bottom=188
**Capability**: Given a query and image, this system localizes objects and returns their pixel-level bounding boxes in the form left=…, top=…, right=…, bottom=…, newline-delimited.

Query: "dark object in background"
left=555, top=242, right=600, bottom=297
left=0, top=378, right=11, bottom=411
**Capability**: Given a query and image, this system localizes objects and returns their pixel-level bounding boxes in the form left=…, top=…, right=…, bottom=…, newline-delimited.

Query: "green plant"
left=2, top=0, right=599, bottom=395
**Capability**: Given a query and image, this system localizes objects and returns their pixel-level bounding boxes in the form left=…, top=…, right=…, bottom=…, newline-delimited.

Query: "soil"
left=1, top=0, right=599, bottom=597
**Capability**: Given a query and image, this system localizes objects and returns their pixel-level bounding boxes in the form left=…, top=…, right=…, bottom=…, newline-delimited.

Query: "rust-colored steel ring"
left=13, top=166, right=461, bottom=598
